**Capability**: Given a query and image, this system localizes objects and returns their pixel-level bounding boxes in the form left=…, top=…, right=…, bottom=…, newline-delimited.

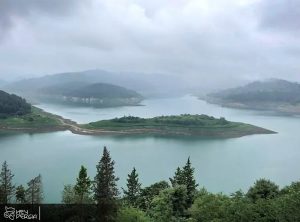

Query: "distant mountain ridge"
left=3, top=70, right=145, bottom=107
left=206, top=79, right=300, bottom=115
left=4, top=69, right=188, bottom=98
left=38, top=82, right=143, bottom=107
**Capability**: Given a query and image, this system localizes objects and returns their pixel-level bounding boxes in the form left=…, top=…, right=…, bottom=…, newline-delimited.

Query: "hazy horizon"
left=1, top=0, right=300, bottom=90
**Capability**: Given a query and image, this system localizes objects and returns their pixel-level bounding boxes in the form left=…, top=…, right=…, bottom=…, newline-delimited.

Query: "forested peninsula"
left=205, top=79, right=300, bottom=115
left=0, top=90, right=275, bottom=138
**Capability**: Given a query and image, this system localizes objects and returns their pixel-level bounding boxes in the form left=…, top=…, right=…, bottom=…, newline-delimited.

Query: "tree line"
left=0, top=90, right=31, bottom=118
left=0, top=161, right=43, bottom=204
left=1, top=147, right=300, bottom=221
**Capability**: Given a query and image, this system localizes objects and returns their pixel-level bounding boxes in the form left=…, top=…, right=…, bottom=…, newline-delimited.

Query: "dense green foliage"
left=116, top=207, right=152, bottom=222
left=87, top=114, right=231, bottom=129
left=170, top=158, right=198, bottom=208
left=246, top=179, right=280, bottom=202
left=74, top=165, right=92, bottom=204
left=2, top=147, right=300, bottom=221
left=0, top=106, right=62, bottom=129
left=0, top=90, right=31, bottom=118
left=15, top=185, right=26, bottom=203
left=80, top=114, right=274, bottom=138
left=123, top=167, right=142, bottom=207
left=82, top=114, right=273, bottom=138
left=0, top=108, right=273, bottom=138
left=26, top=174, right=43, bottom=204
left=0, top=162, right=43, bottom=204
left=94, top=147, right=120, bottom=222
left=0, top=161, right=15, bottom=203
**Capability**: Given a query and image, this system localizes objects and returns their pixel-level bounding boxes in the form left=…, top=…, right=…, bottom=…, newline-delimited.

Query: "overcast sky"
left=0, top=0, right=299, bottom=87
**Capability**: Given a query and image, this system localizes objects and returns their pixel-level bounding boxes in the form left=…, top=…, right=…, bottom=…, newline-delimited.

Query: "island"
left=78, top=115, right=275, bottom=138
left=0, top=90, right=276, bottom=138
left=205, top=79, right=300, bottom=115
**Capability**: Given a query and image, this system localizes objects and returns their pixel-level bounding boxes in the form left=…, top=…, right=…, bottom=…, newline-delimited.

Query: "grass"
left=82, top=114, right=241, bottom=130
left=0, top=111, right=274, bottom=138
left=0, top=106, right=62, bottom=129
left=80, top=114, right=274, bottom=138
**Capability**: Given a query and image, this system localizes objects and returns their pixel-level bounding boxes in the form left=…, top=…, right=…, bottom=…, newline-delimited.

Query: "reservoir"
left=0, top=95, right=300, bottom=203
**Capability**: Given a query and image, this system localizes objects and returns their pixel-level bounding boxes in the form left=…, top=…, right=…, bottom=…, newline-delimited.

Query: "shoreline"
left=0, top=108, right=277, bottom=138
left=202, top=97, right=300, bottom=117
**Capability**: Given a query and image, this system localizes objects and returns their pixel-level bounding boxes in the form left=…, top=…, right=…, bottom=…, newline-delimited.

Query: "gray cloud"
left=0, top=0, right=82, bottom=38
left=0, top=0, right=299, bottom=90
left=259, top=0, right=300, bottom=34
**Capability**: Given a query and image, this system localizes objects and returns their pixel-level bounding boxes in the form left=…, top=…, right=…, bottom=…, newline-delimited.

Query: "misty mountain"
left=7, top=80, right=143, bottom=108
left=209, top=79, right=300, bottom=103
left=4, top=69, right=189, bottom=98
left=206, top=79, right=300, bottom=114
left=63, top=83, right=142, bottom=99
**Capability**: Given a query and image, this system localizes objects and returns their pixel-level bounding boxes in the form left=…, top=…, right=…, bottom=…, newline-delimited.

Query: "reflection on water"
left=0, top=95, right=300, bottom=203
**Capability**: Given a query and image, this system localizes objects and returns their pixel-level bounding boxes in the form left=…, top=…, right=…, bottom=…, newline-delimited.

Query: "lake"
left=1, top=95, right=300, bottom=203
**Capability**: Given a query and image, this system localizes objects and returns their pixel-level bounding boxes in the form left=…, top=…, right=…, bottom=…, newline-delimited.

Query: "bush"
left=117, top=207, right=152, bottom=222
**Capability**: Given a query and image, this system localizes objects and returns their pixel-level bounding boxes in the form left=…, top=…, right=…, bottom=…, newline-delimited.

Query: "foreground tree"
left=149, top=185, right=188, bottom=221
left=246, top=178, right=279, bottom=202
left=137, top=181, right=170, bottom=211
left=189, top=192, right=231, bottom=222
left=74, top=165, right=92, bottom=204
left=94, top=147, right=119, bottom=222
left=169, top=167, right=185, bottom=187
left=183, top=157, right=198, bottom=207
left=0, top=161, right=15, bottom=203
left=62, top=184, right=77, bottom=204
left=170, top=158, right=198, bottom=208
left=15, top=185, right=26, bottom=203
left=116, top=207, right=151, bottom=222
left=26, top=174, right=43, bottom=204
left=123, top=167, right=141, bottom=207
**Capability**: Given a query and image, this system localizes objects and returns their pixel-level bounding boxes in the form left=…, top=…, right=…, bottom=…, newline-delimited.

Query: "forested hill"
left=39, top=82, right=143, bottom=107
left=206, top=79, right=300, bottom=114
left=209, top=79, right=300, bottom=103
left=0, top=90, right=31, bottom=117
left=3, top=69, right=188, bottom=98
left=4, top=77, right=144, bottom=107
left=45, top=82, right=142, bottom=99
left=81, top=114, right=275, bottom=138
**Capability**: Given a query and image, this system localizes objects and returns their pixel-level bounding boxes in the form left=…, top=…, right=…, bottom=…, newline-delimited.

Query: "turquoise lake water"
left=0, top=96, right=299, bottom=203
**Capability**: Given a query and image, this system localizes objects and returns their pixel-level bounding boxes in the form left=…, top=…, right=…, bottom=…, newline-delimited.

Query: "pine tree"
left=94, top=146, right=119, bottom=222
left=170, top=167, right=185, bottom=187
left=123, top=167, right=141, bottom=207
left=0, top=161, right=15, bottom=204
left=15, top=185, right=26, bottom=203
left=26, top=174, right=43, bottom=204
left=182, top=157, right=198, bottom=207
left=62, top=184, right=76, bottom=204
left=74, top=165, right=92, bottom=204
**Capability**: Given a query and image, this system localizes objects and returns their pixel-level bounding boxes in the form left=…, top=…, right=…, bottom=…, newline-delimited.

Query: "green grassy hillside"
left=82, top=114, right=275, bottom=138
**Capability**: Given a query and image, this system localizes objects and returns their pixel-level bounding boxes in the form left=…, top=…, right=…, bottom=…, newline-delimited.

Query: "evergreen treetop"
left=0, top=161, right=15, bottom=204
left=123, top=167, right=142, bottom=207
